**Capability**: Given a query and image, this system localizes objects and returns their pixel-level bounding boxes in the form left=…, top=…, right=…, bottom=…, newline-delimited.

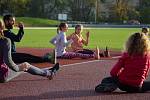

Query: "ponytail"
left=0, top=20, right=4, bottom=39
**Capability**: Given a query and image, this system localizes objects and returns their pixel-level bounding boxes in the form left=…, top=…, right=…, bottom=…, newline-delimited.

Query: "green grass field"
left=14, top=28, right=141, bottom=50
left=0, top=16, right=60, bottom=27
left=16, top=17, right=59, bottom=27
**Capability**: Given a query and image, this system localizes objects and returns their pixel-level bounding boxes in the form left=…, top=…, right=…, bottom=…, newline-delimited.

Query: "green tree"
left=27, top=0, right=45, bottom=18
left=139, top=0, right=150, bottom=23
left=67, top=0, right=98, bottom=21
left=112, top=0, right=130, bottom=22
left=95, top=0, right=106, bottom=22
left=44, top=0, right=68, bottom=19
left=0, top=0, right=30, bottom=16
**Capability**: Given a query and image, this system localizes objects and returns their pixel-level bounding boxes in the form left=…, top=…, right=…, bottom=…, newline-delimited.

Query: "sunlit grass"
left=14, top=28, right=141, bottom=50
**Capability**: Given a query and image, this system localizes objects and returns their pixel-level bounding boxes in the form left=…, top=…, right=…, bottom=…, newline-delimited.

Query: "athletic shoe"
left=95, top=83, right=117, bottom=93
left=49, top=63, right=59, bottom=74
left=43, top=49, right=57, bottom=64
left=104, top=46, right=110, bottom=57
left=47, top=63, right=60, bottom=80
left=95, top=77, right=118, bottom=93
left=95, top=46, right=100, bottom=59
left=43, top=53, right=51, bottom=61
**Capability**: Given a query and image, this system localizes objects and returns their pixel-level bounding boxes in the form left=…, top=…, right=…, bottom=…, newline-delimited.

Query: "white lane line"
left=43, top=56, right=121, bottom=69
left=62, top=56, right=121, bottom=67
left=62, top=60, right=100, bottom=67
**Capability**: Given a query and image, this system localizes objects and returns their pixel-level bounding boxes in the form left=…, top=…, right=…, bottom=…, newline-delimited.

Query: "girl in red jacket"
left=95, top=32, right=150, bottom=93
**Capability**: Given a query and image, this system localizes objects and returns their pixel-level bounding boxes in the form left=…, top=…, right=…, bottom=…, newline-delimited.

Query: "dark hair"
left=75, top=24, right=82, bottom=29
left=59, top=22, right=67, bottom=30
left=142, top=27, right=149, bottom=33
left=3, top=14, right=14, bottom=21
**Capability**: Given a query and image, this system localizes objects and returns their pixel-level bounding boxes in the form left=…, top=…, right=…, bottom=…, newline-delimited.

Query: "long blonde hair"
left=0, top=20, right=4, bottom=39
left=75, top=24, right=83, bottom=34
left=125, top=32, right=150, bottom=56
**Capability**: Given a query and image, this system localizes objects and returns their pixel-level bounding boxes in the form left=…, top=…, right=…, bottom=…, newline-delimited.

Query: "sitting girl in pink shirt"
left=67, top=24, right=109, bottom=57
left=50, top=23, right=100, bottom=59
left=95, top=32, right=150, bottom=93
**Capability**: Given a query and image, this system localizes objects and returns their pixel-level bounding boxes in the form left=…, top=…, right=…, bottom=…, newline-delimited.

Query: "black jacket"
left=3, top=28, right=24, bottom=53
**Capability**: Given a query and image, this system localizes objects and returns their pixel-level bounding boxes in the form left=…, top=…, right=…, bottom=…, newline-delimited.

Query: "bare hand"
left=86, top=30, right=90, bottom=38
left=18, top=22, right=24, bottom=28
left=18, top=62, right=30, bottom=71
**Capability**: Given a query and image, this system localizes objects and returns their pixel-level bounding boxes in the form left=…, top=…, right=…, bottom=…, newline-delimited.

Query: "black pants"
left=12, top=52, right=47, bottom=63
left=96, top=76, right=150, bottom=93
left=118, top=81, right=150, bottom=92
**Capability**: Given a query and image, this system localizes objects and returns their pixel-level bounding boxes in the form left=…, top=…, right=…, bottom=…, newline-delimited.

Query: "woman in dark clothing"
left=3, top=14, right=56, bottom=64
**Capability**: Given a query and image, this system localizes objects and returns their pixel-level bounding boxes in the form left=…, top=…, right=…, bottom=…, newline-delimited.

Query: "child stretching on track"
left=50, top=22, right=100, bottom=59
left=0, top=20, right=59, bottom=83
left=67, top=24, right=110, bottom=57
left=67, top=24, right=92, bottom=54
left=95, top=32, right=150, bottom=93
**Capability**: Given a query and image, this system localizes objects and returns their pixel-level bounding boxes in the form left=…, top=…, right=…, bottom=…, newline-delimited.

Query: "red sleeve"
left=145, top=54, right=150, bottom=78
left=110, top=52, right=127, bottom=77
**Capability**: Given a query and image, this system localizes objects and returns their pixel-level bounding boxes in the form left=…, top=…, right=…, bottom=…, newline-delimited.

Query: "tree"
left=43, top=0, right=68, bottom=19
left=0, top=0, right=30, bottom=16
left=109, top=0, right=131, bottom=23
left=27, top=0, right=45, bottom=18
left=66, top=0, right=97, bottom=21
left=139, top=0, right=150, bottom=23
left=95, top=0, right=106, bottom=22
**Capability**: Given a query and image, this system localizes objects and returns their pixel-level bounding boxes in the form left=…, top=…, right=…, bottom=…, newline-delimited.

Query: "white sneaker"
left=95, top=46, right=100, bottom=59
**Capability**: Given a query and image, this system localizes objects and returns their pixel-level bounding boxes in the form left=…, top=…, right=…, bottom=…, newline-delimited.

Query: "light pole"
left=95, top=0, right=97, bottom=23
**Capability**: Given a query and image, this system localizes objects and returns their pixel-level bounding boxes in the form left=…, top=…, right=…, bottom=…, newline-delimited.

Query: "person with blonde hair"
left=67, top=24, right=109, bottom=57
left=67, top=24, right=91, bottom=53
left=50, top=22, right=100, bottom=59
left=0, top=20, right=59, bottom=83
left=95, top=32, right=150, bottom=93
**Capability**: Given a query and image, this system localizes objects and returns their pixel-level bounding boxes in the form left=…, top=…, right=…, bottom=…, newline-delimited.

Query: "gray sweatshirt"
left=0, top=37, right=19, bottom=72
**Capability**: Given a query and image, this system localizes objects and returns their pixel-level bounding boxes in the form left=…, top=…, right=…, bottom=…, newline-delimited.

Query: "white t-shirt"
left=50, top=31, right=73, bottom=57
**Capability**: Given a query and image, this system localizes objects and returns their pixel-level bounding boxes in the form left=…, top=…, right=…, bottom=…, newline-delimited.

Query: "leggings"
left=76, top=49, right=94, bottom=54
left=1, top=63, right=49, bottom=83
left=118, top=81, right=150, bottom=92
left=58, top=52, right=94, bottom=59
left=76, top=49, right=104, bottom=57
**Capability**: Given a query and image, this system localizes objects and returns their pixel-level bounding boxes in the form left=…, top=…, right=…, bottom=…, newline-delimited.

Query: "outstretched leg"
left=22, top=62, right=60, bottom=80
left=12, top=51, right=57, bottom=64
left=95, top=77, right=118, bottom=93
left=12, top=52, right=47, bottom=63
left=3, top=63, right=60, bottom=82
